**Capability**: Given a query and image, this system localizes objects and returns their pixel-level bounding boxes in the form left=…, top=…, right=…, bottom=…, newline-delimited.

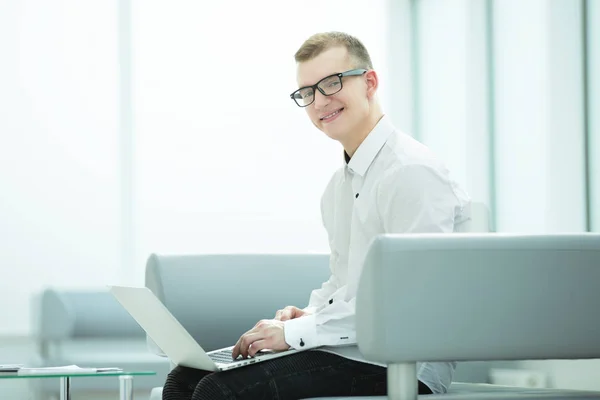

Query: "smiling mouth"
left=320, top=108, right=344, bottom=121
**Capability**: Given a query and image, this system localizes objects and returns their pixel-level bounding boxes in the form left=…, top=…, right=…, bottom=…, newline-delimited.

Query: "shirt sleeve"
left=302, top=268, right=340, bottom=315
left=285, top=164, right=465, bottom=350
left=284, top=296, right=356, bottom=350
left=377, top=164, right=462, bottom=234
left=285, top=177, right=351, bottom=349
left=301, top=178, right=341, bottom=314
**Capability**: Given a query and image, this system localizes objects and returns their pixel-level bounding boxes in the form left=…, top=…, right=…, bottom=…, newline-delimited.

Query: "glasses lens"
left=293, top=87, right=314, bottom=107
left=318, top=75, right=342, bottom=96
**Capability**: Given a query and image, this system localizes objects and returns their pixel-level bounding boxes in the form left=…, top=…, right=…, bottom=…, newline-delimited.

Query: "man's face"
left=296, top=47, right=370, bottom=143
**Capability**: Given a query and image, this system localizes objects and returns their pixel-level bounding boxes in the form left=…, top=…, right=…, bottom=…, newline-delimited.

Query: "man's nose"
left=313, top=89, right=330, bottom=109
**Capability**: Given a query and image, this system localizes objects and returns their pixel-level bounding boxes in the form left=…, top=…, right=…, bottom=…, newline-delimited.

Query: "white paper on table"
left=0, top=364, right=23, bottom=372
left=17, top=365, right=123, bottom=375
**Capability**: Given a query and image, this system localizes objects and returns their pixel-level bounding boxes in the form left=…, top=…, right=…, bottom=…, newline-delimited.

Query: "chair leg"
left=387, top=362, right=417, bottom=400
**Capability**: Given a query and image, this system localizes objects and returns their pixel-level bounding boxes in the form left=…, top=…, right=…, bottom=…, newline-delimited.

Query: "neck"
left=343, top=107, right=384, bottom=158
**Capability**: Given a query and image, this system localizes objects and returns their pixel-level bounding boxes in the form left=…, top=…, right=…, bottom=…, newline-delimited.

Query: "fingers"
left=234, top=318, right=287, bottom=360
left=232, top=336, right=243, bottom=360
left=248, top=340, right=268, bottom=358
left=236, top=332, right=264, bottom=359
left=232, top=325, right=260, bottom=359
left=279, top=308, right=293, bottom=321
left=277, top=306, right=300, bottom=321
left=254, top=318, right=269, bottom=328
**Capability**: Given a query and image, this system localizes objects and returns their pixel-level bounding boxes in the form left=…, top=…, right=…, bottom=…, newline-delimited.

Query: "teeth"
left=323, top=109, right=341, bottom=120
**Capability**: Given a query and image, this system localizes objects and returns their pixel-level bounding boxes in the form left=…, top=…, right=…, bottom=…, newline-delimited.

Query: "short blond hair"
left=294, top=31, right=373, bottom=69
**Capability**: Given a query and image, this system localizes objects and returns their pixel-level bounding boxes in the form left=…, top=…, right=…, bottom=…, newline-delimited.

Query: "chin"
left=321, top=125, right=347, bottom=142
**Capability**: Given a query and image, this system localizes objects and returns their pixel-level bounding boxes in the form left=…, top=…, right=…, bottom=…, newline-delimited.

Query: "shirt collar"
left=344, top=115, right=394, bottom=177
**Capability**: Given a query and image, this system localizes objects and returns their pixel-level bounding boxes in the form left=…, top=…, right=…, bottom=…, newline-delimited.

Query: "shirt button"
left=355, top=193, right=359, bottom=198
left=299, top=339, right=305, bottom=347
left=329, top=299, right=333, bottom=304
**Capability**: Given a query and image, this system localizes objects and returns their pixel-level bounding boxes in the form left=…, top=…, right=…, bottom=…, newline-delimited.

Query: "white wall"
left=492, top=0, right=587, bottom=232
left=415, top=0, right=588, bottom=233
left=416, top=0, right=468, bottom=188
left=589, top=0, right=600, bottom=231
left=415, top=0, right=492, bottom=211
left=0, top=1, right=122, bottom=335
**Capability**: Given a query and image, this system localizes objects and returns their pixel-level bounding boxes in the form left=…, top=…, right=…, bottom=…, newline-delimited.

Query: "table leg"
left=119, top=375, right=134, bottom=400
left=59, top=377, right=70, bottom=400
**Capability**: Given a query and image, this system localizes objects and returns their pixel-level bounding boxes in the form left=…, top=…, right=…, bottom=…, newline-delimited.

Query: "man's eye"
left=328, top=81, right=340, bottom=88
left=302, top=90, right=313, bottom=99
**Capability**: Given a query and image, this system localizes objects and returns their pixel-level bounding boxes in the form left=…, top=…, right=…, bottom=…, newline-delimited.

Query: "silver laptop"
left=109, top=285, right=297, bottom=371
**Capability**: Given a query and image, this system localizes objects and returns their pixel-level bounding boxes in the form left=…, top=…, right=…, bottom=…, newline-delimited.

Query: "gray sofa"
left=31, top=288, right=171, bottom=398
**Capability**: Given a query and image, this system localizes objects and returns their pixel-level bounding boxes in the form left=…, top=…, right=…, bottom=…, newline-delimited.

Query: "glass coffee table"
left=0, top=370, right=155, bottom=400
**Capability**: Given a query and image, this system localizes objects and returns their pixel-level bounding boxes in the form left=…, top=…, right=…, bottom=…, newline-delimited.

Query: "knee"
left=165, top=366, right=184, bottom=385
left=163, top=366, right=199, bottom=396
left=193, top=373, right=233, bottom=400
left=163, top=367, right=183, bottom=394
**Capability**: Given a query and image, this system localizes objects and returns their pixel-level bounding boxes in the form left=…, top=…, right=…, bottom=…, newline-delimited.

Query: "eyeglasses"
left=290, top=69, right=368, bottom=107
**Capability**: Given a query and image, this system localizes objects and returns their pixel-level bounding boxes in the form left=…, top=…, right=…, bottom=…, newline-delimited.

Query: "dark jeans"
left=162, top=351, right=432, bottom=400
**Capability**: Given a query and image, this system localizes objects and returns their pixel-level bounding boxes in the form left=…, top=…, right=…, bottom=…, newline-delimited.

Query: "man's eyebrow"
left=297, top=80, right=315, bottom=89
left=298, top=73, right=336, bottom=89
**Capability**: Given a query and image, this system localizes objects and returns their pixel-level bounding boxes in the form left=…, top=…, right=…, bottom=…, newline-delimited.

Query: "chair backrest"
left=145, top=253, right=330, bottom=352
left=356, top=233, right=600, bottom=363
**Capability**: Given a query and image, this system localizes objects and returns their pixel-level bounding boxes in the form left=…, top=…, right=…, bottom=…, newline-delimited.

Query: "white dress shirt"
left=284, top=115, right=471, bottom=394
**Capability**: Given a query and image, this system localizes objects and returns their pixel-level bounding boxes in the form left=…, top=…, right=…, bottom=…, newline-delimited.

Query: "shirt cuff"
left=302, top=306, right=318, bottom=314
left=284, top=314, right=319, bottom=350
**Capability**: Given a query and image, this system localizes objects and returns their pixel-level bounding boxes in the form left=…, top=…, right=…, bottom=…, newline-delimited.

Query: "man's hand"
left=231, top=319, right=290, bottom=360
left=274, top=305, right=310, bottom=321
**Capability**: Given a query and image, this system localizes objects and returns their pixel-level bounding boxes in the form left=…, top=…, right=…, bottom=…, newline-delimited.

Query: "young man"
left=163, top=32, right=471, bottom=400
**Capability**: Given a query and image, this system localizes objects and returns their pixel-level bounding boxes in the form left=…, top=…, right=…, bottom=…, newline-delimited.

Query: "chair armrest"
left=356, top=233, right=600, bottom=398
left=357, top=233, right=600, bottom=362
left=34, top=288, right=146, bottom=341
left=33, top=289, right=75, bottom=341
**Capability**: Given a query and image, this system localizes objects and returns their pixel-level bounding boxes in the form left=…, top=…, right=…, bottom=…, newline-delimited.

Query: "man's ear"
left=365, top=70, right=379, bottom=99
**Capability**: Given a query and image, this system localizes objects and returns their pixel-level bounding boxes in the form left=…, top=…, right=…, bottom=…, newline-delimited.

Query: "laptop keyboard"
left=209, top=349, right=236, bottom=364
left=209, top=349, right=271, bottom=364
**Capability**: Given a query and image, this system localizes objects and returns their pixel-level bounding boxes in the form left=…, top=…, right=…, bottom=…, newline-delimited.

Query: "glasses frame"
left=290, top=69, right=368, bottom=107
